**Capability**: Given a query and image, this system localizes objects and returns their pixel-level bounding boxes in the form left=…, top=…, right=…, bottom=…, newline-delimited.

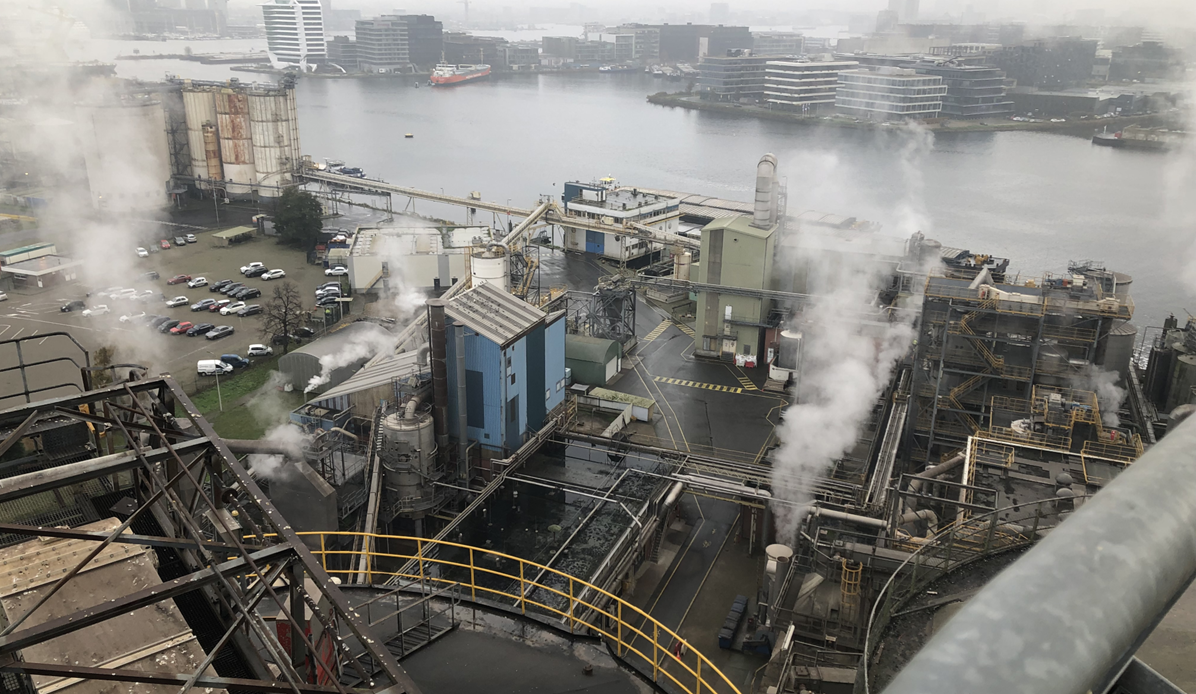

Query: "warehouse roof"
left=565, top=334, right=620, bottom=364
left=700, top=214, right=776, bottom=239
left=285, top=321, right=395, bottom=361
left=315, top=348, right=427, bottom=401
left=446, top=281, right=546, bottom=348
left=212, top=225, right=256, bottom=240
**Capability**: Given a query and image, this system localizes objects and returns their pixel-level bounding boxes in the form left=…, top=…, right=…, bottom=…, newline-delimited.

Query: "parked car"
left=159, top=239, right=171, bottom=250
left=197, top=359, right=233, bottom=376
left=294, top=327, right=315, bottom=338
left=81, top=305, right=110, bottom=317
left=187, top=322, right=215, bottom=336
left=167, top=274, right=191, bottom=285
left=238, top=304, right=262, bottom=317
left=95, top=286, right=123, bottom=299
left=140, top=271, right=160, bottom=281
left=173, top=236, right=187, bottom=246
left=170, top=321, right=194, bottom=335
left=271, top=333, right=301, bottom=346
left=135, top=290, right=156, bottom=302
left=136, top=247, right=148, bottom=258
left=317, top=281, right=341, bottom=290
left=239, top=262, right=264, bottom=275
left=325, top=266, right=348, bottom=276
left=157, top=319, right=180, bottom=333
left=236, top=287, right=261, bottom=300
left=191, top=298, right=216, bottom=311
left=316, top=296, right=339, bottom=307
left=210, top=279, right=232, bottom=292
left=184, top=233, right=197, bottom=243
left=220, top=354, right=250, bottom=369
left=119, top=312, right=146, bottom=323
left=220, top=301, right=246, bottom=316
left=143, top=314, right=166, bottom=325
left=206, top=325, right=235, bottom=340
left=149, top=315, right=172, bottom=328
left=262, top=269, right=286, bottom=280
left=112, top=288, right=138, bottom=300
left=220, top=283, right=244, bottom=295
left=316, top=286, right=341, bottom=298
left=244, top=266, right=269, bottom=278
left=187, top=277, right=208, bottom=288
left=248, top=344, right=274, bottom=357
left=209, top=299, right=231, bottom=313
left=165, top=296, right=189, bottom=308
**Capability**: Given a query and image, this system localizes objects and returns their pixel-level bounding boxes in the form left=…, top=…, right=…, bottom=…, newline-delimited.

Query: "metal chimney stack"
left=751, top=153, right=778, bottom=230
left=426, top=299, right=450, bottom=452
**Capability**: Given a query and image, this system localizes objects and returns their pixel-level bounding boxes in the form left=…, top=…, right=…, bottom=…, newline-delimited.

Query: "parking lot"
left=0, top=231, right=342, bottom=403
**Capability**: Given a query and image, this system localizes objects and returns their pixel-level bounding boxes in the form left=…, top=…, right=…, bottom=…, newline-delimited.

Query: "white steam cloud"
left=247, top=422, right=308, bottom=481
left=303, top=327, right=397, bottom=393
left=1171, top=82, right=1196, bottom=295
left=1070, top=365, right=1127, bottom=428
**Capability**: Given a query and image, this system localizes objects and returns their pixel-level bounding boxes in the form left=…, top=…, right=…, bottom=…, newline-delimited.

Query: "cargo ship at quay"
left=429, top=63, right=491, bottom=86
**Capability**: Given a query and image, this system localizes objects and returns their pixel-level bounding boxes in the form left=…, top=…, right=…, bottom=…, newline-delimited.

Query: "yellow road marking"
left=673, top=321, right=695, bottom=337
left=653, top=376, right=743, bottom=394
left=642, top=320, right=671, bottom=343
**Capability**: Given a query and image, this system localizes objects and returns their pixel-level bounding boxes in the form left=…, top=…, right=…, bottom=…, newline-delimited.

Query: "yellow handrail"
left=289, top=531, right=742, bottom=694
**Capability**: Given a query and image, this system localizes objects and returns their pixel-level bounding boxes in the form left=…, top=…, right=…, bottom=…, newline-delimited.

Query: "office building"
left=911, top=61, right=1013, bottom=119
left=355, top=15, right=408, bottom=72
left=836, top=67, right=946, bottom=120
left=260, top=0, right=326, bottom=71
left=658, top=23, right=752, bottom=62
left=764, top=60, right=858, bottom=113
left=611, top=24, right=661, bottom=61
left=989, top=37, right=1098, bottom=89
left=401, top=14, right=444, bottom=68
left=752, top=31, right=804, bottom=56
left=698, top=51, right=772, bottom=101
left=443, top=33, right=507, bottom=67
left=561, top=180, right=681, bottom=263
left=326, top=35, right=358, bottom=70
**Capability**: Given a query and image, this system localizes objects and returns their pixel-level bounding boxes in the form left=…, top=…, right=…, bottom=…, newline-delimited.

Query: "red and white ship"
left=429, top=63, right=491, bottom=86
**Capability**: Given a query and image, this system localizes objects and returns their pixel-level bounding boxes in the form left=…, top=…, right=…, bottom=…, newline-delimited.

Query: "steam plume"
left=304, top=327, right=397, bottom=393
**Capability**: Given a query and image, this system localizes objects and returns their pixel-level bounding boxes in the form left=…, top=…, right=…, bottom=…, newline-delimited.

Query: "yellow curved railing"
left=296, top=531, right=740, bottom=694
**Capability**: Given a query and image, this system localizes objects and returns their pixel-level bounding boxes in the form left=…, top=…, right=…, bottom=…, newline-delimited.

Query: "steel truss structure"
left=0, top=376, right=422, bottom=694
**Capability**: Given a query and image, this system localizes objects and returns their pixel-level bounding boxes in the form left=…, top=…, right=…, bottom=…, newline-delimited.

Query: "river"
left=75, top=37, right=1196, bottom=332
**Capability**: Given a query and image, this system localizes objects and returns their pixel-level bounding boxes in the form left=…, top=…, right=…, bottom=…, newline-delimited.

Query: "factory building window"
left=545, top=389, right=551, bottom=401
left=466, top=370, right=485, bottom=428
left=510, top=373, right=516, bottom=385
left=507, top=397, right=518, bottom=423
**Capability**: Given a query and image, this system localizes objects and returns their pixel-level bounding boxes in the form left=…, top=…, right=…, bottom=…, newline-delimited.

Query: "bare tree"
left=260, top=281, right=304, bottom=354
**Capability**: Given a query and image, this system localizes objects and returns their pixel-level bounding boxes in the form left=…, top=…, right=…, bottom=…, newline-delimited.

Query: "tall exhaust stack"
left=426, top=299, right=450, bottom=453
left=751, top=153, right=778, bottom=230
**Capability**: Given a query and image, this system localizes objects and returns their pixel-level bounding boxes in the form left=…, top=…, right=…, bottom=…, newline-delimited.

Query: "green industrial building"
left=565, top=335, right=622, bottom=386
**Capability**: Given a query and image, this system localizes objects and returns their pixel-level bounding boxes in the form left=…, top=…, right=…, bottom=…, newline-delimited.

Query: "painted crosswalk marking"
left=642, top=320, right=671, bottom=343
left=654, top=376, right=743, bottom=394
left=673, top=322, right=696, bottom=337
left=735, top=374, right=758, bottom=391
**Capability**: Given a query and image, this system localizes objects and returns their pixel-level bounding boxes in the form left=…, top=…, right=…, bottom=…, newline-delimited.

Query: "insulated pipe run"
left=403, top=395, right=422, bottom=420
left=751, top=153, right=779, bottom=229
left=908, top=453, right=966, bottom=494
left=455, top=324, right=469, bottom=482
left=810, top=506, right=888, bottom=529
left=896, top=508, right=939, bottom=526
left=426, top=299, right=450, bottom=449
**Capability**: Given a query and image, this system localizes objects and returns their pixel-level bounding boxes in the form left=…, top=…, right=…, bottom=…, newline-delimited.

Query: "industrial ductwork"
left=426, top=299, right=450, bottom=453
left=751, top=153, right=779, bottom=230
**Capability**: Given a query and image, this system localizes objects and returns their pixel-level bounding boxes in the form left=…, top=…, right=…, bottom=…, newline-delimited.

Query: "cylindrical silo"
left=1101, top=322, right=1137, bottom=386
left=76, top=98, right=171, bottom=211
left=248, top=90, right=298, bottom=198
left=470, top=244, right=510, bottom=291
left=673, top=250, right=692, bottom=282
left=1112, top=272, right=1133, bottom=300
left=379, top=411, right=438, bottom=516
left=214, top=89, right=256, bottom=198
left=776, top=330, right=802, bottom=371
left=182, top=88, right=217, bottom=187
left=1166, top=354, right=1196, bottom=414
left=202, top=124, right=223, bottom=183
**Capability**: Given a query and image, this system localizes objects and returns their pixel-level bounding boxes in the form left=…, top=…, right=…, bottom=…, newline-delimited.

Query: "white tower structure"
left=260, top=0, right=326, bottom=72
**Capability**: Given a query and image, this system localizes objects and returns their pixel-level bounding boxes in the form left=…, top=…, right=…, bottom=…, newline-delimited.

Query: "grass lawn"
left=185, top=355, right=282, bottom=415
left=208, top=390, right=306, bottom=439
left=180, top=354, right=309, bottom=439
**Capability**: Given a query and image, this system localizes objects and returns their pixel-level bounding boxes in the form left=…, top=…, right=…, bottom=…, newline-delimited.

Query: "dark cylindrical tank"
left=1101, top=322, right=1137, bottom=385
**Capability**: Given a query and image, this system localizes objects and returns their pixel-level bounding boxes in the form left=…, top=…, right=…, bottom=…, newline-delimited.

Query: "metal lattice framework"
left=0, top=377, right=423, bottom=694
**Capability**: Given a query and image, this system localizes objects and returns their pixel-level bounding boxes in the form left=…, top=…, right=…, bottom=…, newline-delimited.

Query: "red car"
left=159, top=239, right=171, bottom=250
left=167, top=274, right=192, bottom=285
left=170, top=321, right=194, bottom=335
left=209, top=299, right=231, bottom=312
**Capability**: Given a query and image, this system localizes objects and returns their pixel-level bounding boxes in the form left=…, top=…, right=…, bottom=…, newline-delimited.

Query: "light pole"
left=215, top=368, right=224, bottom=412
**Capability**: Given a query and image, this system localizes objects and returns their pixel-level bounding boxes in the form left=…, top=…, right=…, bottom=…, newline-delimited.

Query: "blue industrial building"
left=444, top=282, right=566, bottom=453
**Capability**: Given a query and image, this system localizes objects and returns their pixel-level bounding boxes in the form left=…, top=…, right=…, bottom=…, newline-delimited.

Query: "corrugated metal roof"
left=315, top=349, right=427, bottom=401
left=288, top=321, right=395, bottom=360
left=447, top=281, right=545, bottom=348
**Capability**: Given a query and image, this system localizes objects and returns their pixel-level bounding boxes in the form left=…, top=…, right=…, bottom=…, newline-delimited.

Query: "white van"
left=197, top=359, right=233, bottom=376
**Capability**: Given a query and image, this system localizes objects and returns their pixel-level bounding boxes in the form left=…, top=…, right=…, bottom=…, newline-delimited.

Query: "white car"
left=119, top=311, right=146, bottom=323
left=82, top=305, right=110, bottom=317
left=240, top=262, right=264, bottom=275
left=185, top=233, right=197, bottom=243
left=262, top=269, right=286, bottom=280
left=165, top=296, right=189, bottom=308
left=0, top=292, right=7, bottom=302
left=97, top=286, right=124, bottom=299
left=248, top=343, right=273, bottom=357
left=113, top=288, right=139, bottom=300
left=220, top=301, right=246, bottom=316
left=136, top=247, right=149, bottom=258
left=325, top=266, right=348, bottom=276
left=187, top=277, right=208, bottom=288
left=136, top=289, right=156, bottom=302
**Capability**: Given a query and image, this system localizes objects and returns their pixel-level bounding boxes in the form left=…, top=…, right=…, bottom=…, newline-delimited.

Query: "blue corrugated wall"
left=545, top=317, right=566, bottom=414
left=447, top=321, right=503, bottom=450
left=505, top=335, right=528, bottom=450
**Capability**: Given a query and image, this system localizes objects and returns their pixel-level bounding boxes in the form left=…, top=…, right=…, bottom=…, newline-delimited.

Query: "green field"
left=181, top=355, right=305, bottom=439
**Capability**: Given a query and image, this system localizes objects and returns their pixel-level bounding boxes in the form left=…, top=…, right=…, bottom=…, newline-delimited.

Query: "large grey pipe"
left=426, top=299, right=450, bottom=452
left=751, top=153, right=778, bottom=229
left=907, top=453, right=965, bottom=494
left=455, top=323, right=469, bottom=482
left=882, top=417, right=1196, bottom=694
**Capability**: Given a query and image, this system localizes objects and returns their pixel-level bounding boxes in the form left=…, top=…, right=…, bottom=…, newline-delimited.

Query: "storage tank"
left=214, top=90, right=256, bottom=198
left=248, top=88, right=300, bottom=198
left=76, top=98, right=171, bottom=211
left=1166, top=354, right=1196, bottom=414
left=379, top=410, right=438, bottom=516
left=202, top=124, right=223, bottom=183
left=673, top=250, right=692, bottom=282
left=1113, top=272, right=1133, bottom=300
left=1101, top=322, right=1137, bottom=385
left=182, top=88, right=217, bottom=187
left=761, top=544, right=794, bottom=625
left=470, top=244, right=510, bottom=292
